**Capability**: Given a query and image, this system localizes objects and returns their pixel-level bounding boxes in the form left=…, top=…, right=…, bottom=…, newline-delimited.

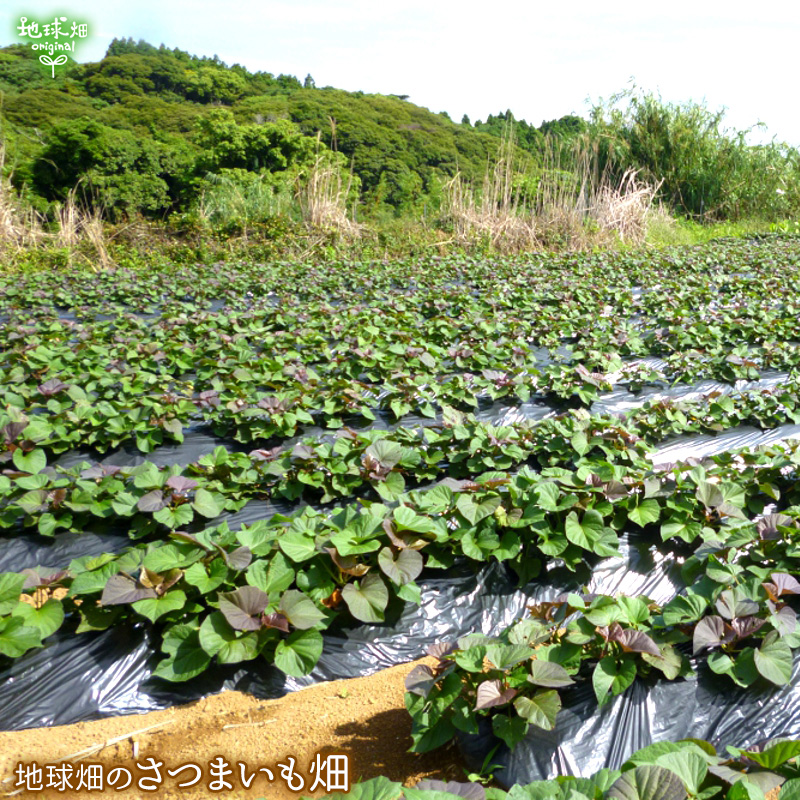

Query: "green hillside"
left=1, top=38, right=569, bottom=218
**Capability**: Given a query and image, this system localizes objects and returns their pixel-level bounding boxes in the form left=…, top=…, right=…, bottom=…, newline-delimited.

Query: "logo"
left=16, top=15, right=89, bottom=77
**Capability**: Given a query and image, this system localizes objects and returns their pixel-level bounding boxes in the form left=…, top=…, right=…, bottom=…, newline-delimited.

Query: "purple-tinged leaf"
left=607, top=624, right=661, bottom=656
left=38, top=378, right=68, bottom=396
left=21, top=568, right=68, bottom=589
left=737, top=772, right=785, bottom=794
left=223, top=546, right=252, bottom=571
left=362, top=453, right=390, bottom=480
left=249, top=446, right=283, bottom=462
left=262, top=612, right=290, bottom=633
left=576, top=363, right=609, bottom=387
left=607, top=765, right=685, bottom=800
left=652, top=461, right=678, bottom=474
left=757, top=514, right=793, bottom=541
left=258, top=396, right=290, bottom=413
left=693, top=616, right=734, bottom=654
left=2, top=422, right=27, bottom=443
left=730, top=616, right=766, bottom=640
left=603, top=480, right=629, bottom=501
left=165, top=475, right=199, bottom=493
left=49, top=488, right=66, bottom=508
left=708, top=765, right=748, bottom=785
left=766, top=573, right=800, bottom=598
left=382, top=517, right=406, bottom=549
left=427, top=642, right=457, bottom=661
left=101, top=573, right=157, bottom=606
left=404, top=664, right=437, bottom=697
left=715, top=589, right=759, bottom=620
left=195, top=389, right=220, bottom=409
left=80, top=464, right=122, bottom=480
left=334, top=427, right=359, bottom=441
left=474, top=679, right=518, bottom=711
left=137, top=489, right=168, bottom=513
left=19, top=570, right=42, bottom=590
left=218, top=586, right=269, bottom=631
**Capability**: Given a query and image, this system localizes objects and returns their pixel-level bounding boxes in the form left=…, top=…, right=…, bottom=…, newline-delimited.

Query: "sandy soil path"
left=0, top=659, right=468, bottom=799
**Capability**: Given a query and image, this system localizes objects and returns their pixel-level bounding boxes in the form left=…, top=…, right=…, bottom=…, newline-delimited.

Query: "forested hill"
left=0, top=37, right=583, bottom=216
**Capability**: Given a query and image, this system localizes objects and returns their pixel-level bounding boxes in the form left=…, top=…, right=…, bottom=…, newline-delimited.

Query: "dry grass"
left=80, top=212, right=114, bottom=270
left=592, top=169, right=662, bottom=244
left=0, top=155, right=114, bottom=270
left=442, top=171, right=539, bottom=252
left=441, top=126, right=539, bottom=252
left=442, top=130, right=661, bottom=252
left=297, top=137, right=361, bottom=237
left=0, top=147, right=44, bottom=250
left=54, top=188, right=80, bottom=248
left=532, top=135, right=598, bottom=250
left=52, top=189, right=115, bottom=271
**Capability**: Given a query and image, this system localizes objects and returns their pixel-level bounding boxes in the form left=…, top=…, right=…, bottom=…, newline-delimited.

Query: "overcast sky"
left=7, top=1, right=800, bottom=144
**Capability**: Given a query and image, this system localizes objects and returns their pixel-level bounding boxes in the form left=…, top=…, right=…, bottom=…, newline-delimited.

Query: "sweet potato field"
left=3, top=237, right=800, bottom=787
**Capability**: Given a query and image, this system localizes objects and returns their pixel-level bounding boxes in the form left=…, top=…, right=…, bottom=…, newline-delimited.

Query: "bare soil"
left=0, top=658, right=468, bottom=799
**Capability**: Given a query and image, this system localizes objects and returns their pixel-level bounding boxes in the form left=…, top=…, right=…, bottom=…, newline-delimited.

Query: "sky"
left=6, top=0, right=800, bottom=145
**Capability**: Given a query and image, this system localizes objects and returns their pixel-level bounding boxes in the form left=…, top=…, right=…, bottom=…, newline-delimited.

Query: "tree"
left=3, top=88, right=97, bottom=129
left=180, top=66, right=248, bottom=104
left=194, top=109, right=315, bottom=174
left=30, top=117, right=186, bottom=217
left=539, top=115, right=587, bottom=138
left=276, top=74, right=302, bottom=93
left=105, top=38, right=159, bottom=58
left=303, top=74, right=315, bottom=89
